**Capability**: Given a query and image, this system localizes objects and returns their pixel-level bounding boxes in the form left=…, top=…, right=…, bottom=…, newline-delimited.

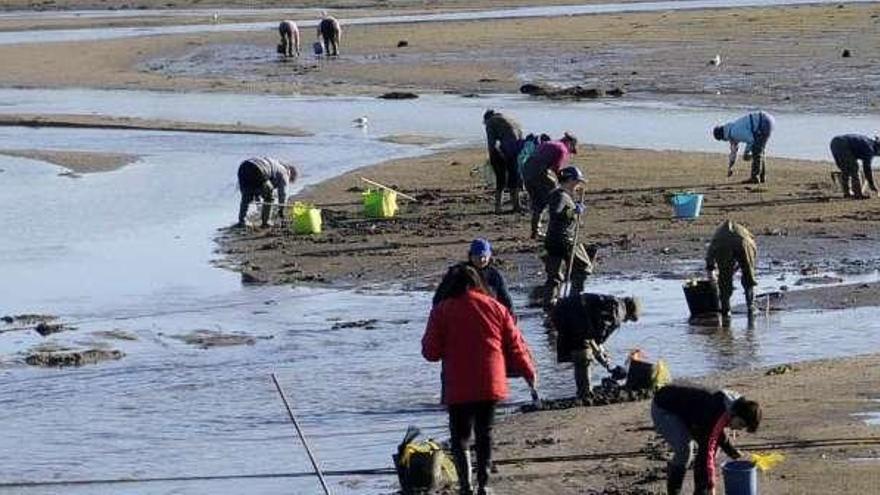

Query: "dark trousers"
left=830, top=137, right=865, bottom=198
left=279, top=24, right=295, bottom=57
left=524, top=170, right=557, bottom=237
left=749, top=113, right=773, bottom=182
left=237, top=160, right=273, bottom=225
left=449, top=401, right=496, bottom=493
left=543, top=243, right=592, bottom=308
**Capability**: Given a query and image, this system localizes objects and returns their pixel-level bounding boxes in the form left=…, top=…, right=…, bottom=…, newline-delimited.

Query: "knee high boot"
left=511, top=188, right=522, bottom=213
left=494, top=189, right=503, bottom=214
left=454, top=450, right=473, bottom=495
left=666, top=462, right=686, bottom=495
left=744, top=286, right=756, bottom=315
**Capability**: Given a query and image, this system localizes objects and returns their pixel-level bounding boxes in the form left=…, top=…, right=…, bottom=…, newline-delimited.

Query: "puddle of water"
left=852, top=399, right=880, bottom=426
left=0, top=0, right=876, bottom=45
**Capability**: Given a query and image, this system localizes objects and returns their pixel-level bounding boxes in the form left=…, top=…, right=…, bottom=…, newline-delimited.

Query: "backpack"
left=393, top=426, right=458, bottom=494
left=516, top=133, right=541, bottom=176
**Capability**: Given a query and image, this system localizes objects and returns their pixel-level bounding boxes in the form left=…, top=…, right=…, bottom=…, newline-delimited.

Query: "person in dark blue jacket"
left=830, top=134, right=880, bottom=199
left=433, top=239, right=515, bottom=317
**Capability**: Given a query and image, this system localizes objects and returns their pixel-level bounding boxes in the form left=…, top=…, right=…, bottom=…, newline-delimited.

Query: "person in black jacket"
left=829, top=134, right=880, bottom=199
left=550, top=293, right=640, bottom=399
left=652, top=384, right=762, bottom=495
left=433, top=238, right=515, bottom=316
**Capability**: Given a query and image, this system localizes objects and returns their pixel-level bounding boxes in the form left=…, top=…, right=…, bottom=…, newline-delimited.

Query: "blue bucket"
left=671, top=193, right=703, bottom=219
left=723, top=460, right=757, bottom=495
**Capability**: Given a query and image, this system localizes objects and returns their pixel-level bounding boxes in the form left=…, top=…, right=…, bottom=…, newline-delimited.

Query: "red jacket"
left=422, top=289, right=536, bottom=405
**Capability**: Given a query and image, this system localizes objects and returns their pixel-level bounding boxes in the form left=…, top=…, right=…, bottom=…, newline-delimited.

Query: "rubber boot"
left=758, top=156, right=766, bottom=183
left=454, top=450, right=473, bottom=495
left=494, top=189, right=503, bottom=214
left=530, top=212, right=540, bottom=239
left=840, top=171, right=853, bottom=198
left=853, top=175, right=867, bottom=199
left=744, top=286, right=756, bottom=316
left=666, top=462, right=686, bottom=495
left=720, top=297, right=731, bottom=319
left=511, top=188, right=523, bottom=213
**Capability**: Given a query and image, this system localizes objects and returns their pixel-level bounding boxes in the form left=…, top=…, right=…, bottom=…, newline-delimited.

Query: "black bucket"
left=625, top=360, right=655, bottom=391
left=683, top=279, right=721, bottom=317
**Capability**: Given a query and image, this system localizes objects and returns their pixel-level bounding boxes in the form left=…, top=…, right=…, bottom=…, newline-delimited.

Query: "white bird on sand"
left=352, top=116, right=369, bottom=127
left=709, top=54, right=721, bottom=66
left=211, top=12, right=219, bottom=23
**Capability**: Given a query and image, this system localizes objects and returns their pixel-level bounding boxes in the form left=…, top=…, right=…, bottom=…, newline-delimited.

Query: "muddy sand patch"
left=25, top=342, right=124, bottom=367
left=170, top=329, right=270, bottom=349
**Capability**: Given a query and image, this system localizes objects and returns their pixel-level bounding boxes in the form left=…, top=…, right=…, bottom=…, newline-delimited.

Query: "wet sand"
left=217, top=145, right=880, bottom=288
left=0, top=113, right=309, bottom=137
left=0, top=3, right=877, bottom=112
left=491, top=353, right=880, bottom=494
left=0, top=148, right=140, bottom=173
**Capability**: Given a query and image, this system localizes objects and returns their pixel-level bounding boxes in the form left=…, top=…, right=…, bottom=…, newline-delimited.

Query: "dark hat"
left=558, top=166, right=586, bottom=184
left=469, top=238, right=492, bottom=257
left=712, top=125, right=725, bottom=141
left=623, top=296, right=641, bottom=322
left=732, top=398, right=762, bottom=433
left=561, top=131, right=578, bottom=154
left=483, top=109, right=496, bottom=123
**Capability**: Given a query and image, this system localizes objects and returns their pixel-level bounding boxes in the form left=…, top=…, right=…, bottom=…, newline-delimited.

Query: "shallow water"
left=3, top=87, right=880, bottom=494
left=0, top=0, right=877, bottom=45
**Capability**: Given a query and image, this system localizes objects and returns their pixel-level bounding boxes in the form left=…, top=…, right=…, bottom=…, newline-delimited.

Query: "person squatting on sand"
left=705, top=220, right=758, bottom=319
left=483, top=109, right=524, bottom=214
left=236, top=157, right=298, bottom=228
left=422, top=264, right=537, bottom=495
left=317, top=14, right=341, bottom=56
left=713, top=111, right=775, bottom=184
left=542, top=166, right=595, bottom=310
left=550, top=293, right=640, bottom=399
left=652, top=384, right=762, bottom=495
left=522, top=132, right=578, bottom=239
left=278, top=20, right=300, bottom=58
left=433, top=238, right=515, bottom=317
left=829, top=133, right=880, bottom=199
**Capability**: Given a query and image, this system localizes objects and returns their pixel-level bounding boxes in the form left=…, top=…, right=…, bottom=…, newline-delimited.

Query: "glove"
left=610, top=365, right=628, bottom=381
left=574, top=202, right=586, bottom=215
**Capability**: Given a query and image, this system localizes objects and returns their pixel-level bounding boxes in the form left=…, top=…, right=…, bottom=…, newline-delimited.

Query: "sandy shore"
left=216, top=145, right=880, bottom=289
left=490, top=353, right=880, bottom=494
left=0, top=148, right=140, bottom=173
left=0, top=3, right=877, bottom=112
left=0, top=113, right=309, bottom=137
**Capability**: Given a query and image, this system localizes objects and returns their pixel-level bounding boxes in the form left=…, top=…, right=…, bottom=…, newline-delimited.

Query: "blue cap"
left=469, top=238, right=492, bottom=257
left=558, top=166, right=586, bottom=183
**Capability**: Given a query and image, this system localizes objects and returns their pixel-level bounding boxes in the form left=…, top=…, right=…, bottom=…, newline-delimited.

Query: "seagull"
left=709, top=54, right=721, bottom=66
left=211, top=12, right=219, bottom=23
left=352, top=116, right=369, bottom=127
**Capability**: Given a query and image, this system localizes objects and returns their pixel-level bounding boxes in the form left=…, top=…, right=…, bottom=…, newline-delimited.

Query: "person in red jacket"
left=422, top=264, right=537, bottom=495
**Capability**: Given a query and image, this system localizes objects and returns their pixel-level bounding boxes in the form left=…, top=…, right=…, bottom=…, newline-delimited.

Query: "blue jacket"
left=722, top=111, right=774, bottom=148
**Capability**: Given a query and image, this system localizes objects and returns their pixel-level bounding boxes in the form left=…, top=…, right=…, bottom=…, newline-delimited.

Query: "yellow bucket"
left=363, top=189, right=398, bottom=218
left=289, top=202, right=322, bottom=234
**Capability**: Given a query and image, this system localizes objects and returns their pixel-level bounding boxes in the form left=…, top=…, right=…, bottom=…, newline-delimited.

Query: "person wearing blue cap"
left=433, top=238, right=515, bottom=317
left=541, top=166, right=595, bottom=310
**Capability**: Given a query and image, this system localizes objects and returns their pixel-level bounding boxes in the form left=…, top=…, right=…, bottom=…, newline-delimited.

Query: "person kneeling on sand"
left=829, top=133, right=880, bottom=199
left=652, top=383, right=762, bottom=495
left=541, top=166, right=595, bottom=309
left=550, top=293, right=639, bottom=399
left=433, top=238, right=515, bottom=317
left=278, top=20, right=300, bottom=57
left=705, top=220, right=757, bottom=319
left=712, top=110, right=775, bottom=184
left=422, top=264, right=537, bottom=495
left=236, top=157, right=298, bottom=228
left=522, top=132, right=578, bottom=239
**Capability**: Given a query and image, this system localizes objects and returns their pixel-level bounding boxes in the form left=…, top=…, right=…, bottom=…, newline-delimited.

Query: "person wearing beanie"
left=433, top=238, right=515, bottom=317
left=549, top=293, right=640, bottom=399
left=236, top=157, right=298, bottom=228
left=652, top=384, right=762, bottom=495
left=522, top=132, right=579, bottom=239
left=483, top=109, right=525, bottom=214
left=829, top=133, right=880, bottom=199
left=712, top=110, right=775, bottom=184
left=542, top=166, right=594, bottom=309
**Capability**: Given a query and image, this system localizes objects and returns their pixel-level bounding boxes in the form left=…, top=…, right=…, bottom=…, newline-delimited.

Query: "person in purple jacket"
left=829, top=133, right=880, bottom=199
left=522, top=132, right=578, bottom=239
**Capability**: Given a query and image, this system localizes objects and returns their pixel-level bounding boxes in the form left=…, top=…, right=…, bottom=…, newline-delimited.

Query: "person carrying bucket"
left=483, top=109, right=524, bottom=214
left=278, top=20, right=300, bottom=57
left=541, top=166, right=595, bottom=310
left=522, top=132, right=578, bottom=239
left=651, top=383, right=762, bottom=495
left=317, top=13, right=341, bottom=56
left=829, top=133, right=880, bottom=199
left=433, top=238, right=515, bottom=317
left=549, top=293, right=640, bottom=399
left=236, top=157, right=298, bottom=228
left=705, top=220, right=757, bottom=319
left=712, top=111, right=775, bottom=184
left=422, top=264, right=537, bottom=495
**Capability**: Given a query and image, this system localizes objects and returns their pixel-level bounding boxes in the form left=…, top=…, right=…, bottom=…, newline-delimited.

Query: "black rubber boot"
left=511, top=189, right=523, bottom=213
left=745, top=286, right=756, bottom=315
left=454, top=450, right=473, bottom=495
left=494, top=190, right=503, bottom=214
left=666, top=462, right=686, bottom=495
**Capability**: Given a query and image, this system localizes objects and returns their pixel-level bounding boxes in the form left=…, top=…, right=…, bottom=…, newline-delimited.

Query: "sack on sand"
left=290, top=202, right=322, bottom=234
left=276, top=43, right=285, bottom=54
left=363, top=189, right=398, bottom=218
left=393, top=426, right=457, bottom=494
left=313, top=41, right=324, bottom=56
